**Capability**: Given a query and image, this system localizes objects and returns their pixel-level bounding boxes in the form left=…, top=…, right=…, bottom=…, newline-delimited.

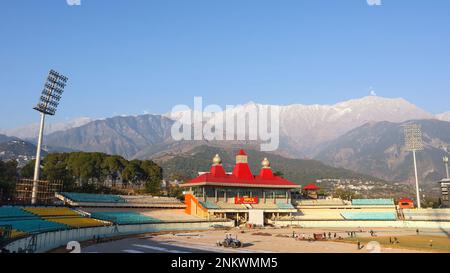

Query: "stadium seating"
left=0, top=207, right=38, bottom=220
left=24, top=207, right=81, bottom=217
left=60, top=192, right=126, bottom=203
left=11, top=229, right=27, bottom=239
left=341, top=212, right=397, bottom=221
left=0, top=206, right=113, bottom=237
left=295, top=199, right=346, bottom=206
left=122, top=196, right=181, bottom=204
left=91, top=212, right=162, bottom=225
left=295, top=209, right=345, bottom=220
left=216, top=202, right=247, bottom=210
left=251, top=203, right=279, bottom=210
left=352, top=199, right=395, bottom=206
left=57, top=192, right=185, bottom=208
left=403, top=209, right=450, bottom=221
left=277, top=203, right=295, bottom=210
left=0, top=219, right=68, bottom=234
left=199, top=201, right=220, bottom=209
left=46, top=217, right=107, bottom=228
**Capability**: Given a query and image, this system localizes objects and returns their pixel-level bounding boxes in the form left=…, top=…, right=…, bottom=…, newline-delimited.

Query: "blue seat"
left=277, top=203, right=295, bottom=209
left=199, top=201, right=220, bottom=209
left=352, top=199, right=394, bottom=206
left=0, top=219, right=68, bottom=233
left=0, top=207, right=38, bottom=220
left=60, top=192, right=126, bottom=203
left=91, top=212, right=162, bottom=225
left=341, top=212, right=397, bottom=221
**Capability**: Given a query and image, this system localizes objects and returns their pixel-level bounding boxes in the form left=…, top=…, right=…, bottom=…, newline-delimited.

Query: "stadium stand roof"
left=352, top=199, right=395, bottom=206
left=181, top=150, right=301, bottom=189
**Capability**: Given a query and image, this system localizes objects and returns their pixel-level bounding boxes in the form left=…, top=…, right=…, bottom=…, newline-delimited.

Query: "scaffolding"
left=15, top=179, right=63, bottom=205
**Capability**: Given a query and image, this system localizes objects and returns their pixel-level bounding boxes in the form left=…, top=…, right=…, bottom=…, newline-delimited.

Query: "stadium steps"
left=341, top=212, right=397, bottom=221
left=45, top=217, right=108, bottom=228
left=91, top=212, right=162, bottom=225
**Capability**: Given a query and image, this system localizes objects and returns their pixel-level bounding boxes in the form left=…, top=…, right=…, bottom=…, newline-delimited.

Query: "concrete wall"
left=4, top=220, right=234, bottom=253
left=248, top=210, right=264, bottom=226
left=270, top=220, right=450, bottom=230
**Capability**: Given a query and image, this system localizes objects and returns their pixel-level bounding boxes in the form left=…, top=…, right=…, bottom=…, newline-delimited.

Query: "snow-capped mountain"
left=2, top=96, right=446, bottom=160
left=437, top=111, right=450, bottom=122
left=278, top=96, right=435, bottom=156
left=0, top=117, right=94, bottom=140
left=314, top=119, right=450, bottom=183
left=2, top=96, right=450, bottom=182
left=168, top=96, right=435, bottom=156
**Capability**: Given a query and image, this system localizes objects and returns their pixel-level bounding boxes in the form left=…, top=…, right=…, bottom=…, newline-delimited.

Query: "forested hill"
left=156, top=145, right=384, bottom=184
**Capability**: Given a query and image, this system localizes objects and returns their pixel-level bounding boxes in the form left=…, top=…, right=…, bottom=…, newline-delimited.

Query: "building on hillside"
left=180, top=149, right=301, bottom=226
left=438, top=178, right=450, bottom=208
left=398, top=198, right=415, bottom=209
left=303, top=184, right=320, bottom=199
left=438, top=156, right=449, bottom=208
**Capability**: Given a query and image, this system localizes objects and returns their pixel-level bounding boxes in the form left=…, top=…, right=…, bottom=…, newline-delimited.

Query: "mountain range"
left=1, top=96, right=449, bottom=184
left=156, top=145, right=383, bottom=184
left=0, top=117, right=93, bottom=140
left=0, top=134, right=44, bottom=167
left=315, top=119, right=450, bottom=183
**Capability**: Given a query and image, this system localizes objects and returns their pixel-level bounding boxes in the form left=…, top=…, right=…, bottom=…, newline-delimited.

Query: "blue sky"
left=0, top=0, right=449, bottom=129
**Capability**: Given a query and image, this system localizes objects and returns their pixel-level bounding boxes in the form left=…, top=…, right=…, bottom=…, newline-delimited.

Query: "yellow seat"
left=45, top=217, right=108, bottom=228
left=24, top=207, right=80, bottom=217
left=11, top=229, right=27, bottom=238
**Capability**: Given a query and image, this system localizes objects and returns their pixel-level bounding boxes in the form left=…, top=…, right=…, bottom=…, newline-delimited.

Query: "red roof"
left=238, top=149, right=247, bottom=156
left=181, top=149, right=300, bottom=189
left=303, top=184, right=320, bottom=190
left=399, top=198, right=414, bottom=203
left=182, top=173, right=300, bottom=188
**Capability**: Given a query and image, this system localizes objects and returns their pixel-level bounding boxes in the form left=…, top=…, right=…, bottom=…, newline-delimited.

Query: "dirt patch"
left=252, top=232, right=272, bottom=237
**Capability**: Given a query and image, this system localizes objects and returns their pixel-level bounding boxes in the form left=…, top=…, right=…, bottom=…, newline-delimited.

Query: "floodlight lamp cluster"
left=404, top=124, right=424, bottom=151
left=33, top=70, right=68, bottom=116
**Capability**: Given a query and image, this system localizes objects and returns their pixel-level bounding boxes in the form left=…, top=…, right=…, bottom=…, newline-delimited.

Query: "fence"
left=269, top=219, right=450, bottom=229
left=4, top=220, right=234, bottom=253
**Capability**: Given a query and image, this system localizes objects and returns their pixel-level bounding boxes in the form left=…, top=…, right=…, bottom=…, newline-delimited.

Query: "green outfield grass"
left=341, top=236, right=450, bottom=253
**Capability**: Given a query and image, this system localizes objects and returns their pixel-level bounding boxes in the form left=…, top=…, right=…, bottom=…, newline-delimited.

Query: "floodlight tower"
left=404, top=124, right=424, bottom=209
left=444, top=156, right=449, bottom=179
left=31, top=70, right=68, bottom=205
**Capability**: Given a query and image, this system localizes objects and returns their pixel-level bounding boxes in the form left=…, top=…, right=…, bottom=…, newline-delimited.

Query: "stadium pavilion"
left=180, top=149, right=301, bottom=225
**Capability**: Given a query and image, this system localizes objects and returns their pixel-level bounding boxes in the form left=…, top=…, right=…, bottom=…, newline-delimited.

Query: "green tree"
left=140, top=160, right=163, bottom=194
left=332, top=188, right=361, bottom=201
left=101, top=155, right=126, bottom=186
left=42, top=153, right=75, bottom=191
left=273, top=170, right=284, bottom=177
left=20, top=160, right=36, bottom=179
left=0, top=160, right=18, bottom=201
left=16, top=151, right=164, bottom=195
left=122, top=160, right=144, bottom=186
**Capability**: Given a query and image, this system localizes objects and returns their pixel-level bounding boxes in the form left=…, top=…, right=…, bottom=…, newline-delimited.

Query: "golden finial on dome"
left=213, top=154, right=222, bottom=165
left=262, top=158, right=271, bottom=169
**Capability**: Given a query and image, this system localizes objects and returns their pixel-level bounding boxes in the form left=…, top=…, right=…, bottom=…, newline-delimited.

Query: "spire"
left=210, top=154, right=226, bottom=177
left=236, top=149, right=248, bottom=164
left=259, top=157, right=274, bottom=179
left=262, top=158, right=271, bottom=169
left=232, top=149, right=254, bottom=180
left=213, top=154, right=222, bottom=166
